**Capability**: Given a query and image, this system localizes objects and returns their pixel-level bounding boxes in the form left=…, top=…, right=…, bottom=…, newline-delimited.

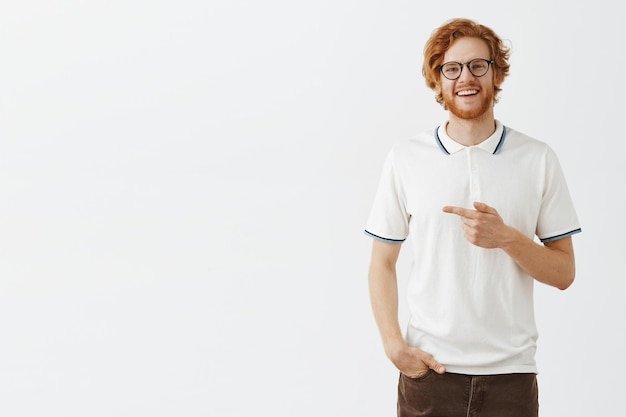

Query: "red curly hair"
left=422, top=18, right=510, bottom=107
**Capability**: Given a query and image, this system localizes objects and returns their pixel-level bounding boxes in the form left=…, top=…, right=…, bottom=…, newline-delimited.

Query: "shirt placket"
left=466, top=147, right=481, bottom=204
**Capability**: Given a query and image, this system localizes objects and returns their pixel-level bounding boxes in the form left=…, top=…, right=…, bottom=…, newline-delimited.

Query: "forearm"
left=368, top=263, right=406, bottom=354
left=501, top=227, right=575, bottom=290
left=368, top=254, right=446, bottom=375
left=443, top=202, right=576, bottom=290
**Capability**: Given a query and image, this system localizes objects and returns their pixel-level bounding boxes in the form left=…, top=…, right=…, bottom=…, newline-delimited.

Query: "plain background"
left=0, top=1, right=623, bottom=416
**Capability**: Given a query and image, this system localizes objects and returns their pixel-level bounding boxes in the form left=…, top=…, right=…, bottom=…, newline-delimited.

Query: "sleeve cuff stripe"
left=540, top=228, right=582, bottom=243
left=364, top=230, right=405, bottom=243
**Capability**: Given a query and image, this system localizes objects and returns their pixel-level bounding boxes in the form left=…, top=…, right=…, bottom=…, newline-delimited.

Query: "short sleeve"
left=364, top=148, right=410, bottom=243
left=536, top=146, right=582, bottom=242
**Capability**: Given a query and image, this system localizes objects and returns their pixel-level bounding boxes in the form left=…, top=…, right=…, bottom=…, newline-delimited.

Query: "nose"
left=458, top=63, right=476, bottom=81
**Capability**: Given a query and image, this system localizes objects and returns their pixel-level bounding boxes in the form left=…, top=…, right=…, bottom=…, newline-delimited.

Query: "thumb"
left=422, top=353, right=446, bottom=374
left=473, top=201, right=495, bottom=214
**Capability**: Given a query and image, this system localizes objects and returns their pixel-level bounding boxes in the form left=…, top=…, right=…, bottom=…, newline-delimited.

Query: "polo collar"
left=435, top=120, right=507, bottom=155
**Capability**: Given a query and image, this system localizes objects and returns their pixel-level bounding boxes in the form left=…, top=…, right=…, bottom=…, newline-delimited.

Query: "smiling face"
left=436, top=37, right=499, bottom=121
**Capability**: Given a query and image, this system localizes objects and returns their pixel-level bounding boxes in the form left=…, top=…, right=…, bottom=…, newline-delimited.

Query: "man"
left=364, top=18, right=581, bottom=417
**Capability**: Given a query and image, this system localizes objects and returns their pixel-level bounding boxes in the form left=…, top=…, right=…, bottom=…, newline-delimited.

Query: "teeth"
left=457, top=90, right=478, bottom=96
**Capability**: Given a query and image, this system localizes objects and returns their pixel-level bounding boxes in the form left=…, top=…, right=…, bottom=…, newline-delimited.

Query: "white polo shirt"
left=365, top=120, right=581, bottom=375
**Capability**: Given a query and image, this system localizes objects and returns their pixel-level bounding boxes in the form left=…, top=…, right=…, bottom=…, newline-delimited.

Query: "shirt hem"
left=443, top=364, right=538, bottom=376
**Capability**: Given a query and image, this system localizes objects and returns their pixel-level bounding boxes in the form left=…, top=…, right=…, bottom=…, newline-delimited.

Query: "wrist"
left=383, top=336, right=407, bottom=359
left=499, top=225, right=521, bottom=251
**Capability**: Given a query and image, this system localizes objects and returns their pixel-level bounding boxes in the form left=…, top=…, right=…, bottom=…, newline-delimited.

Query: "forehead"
left=443, top=37, right=490, bottom=62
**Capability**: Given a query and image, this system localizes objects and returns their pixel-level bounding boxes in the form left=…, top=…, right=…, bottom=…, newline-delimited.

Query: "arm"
left=368, top=239, right=446, bottom=376
left=442, top=201, right=576, bottom=290
left=500, top=228, right=575, bottom=290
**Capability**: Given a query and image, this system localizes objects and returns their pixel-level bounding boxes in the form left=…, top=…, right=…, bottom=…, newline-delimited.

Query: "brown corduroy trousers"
left=397, top=371, right=538, bottom=417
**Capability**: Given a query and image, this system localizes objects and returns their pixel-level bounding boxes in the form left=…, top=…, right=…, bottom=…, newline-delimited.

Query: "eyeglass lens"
left=441, top=59, right=491, bottom=80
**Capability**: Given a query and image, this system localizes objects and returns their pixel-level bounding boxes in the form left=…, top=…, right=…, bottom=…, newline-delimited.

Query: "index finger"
left=442, top=205, right=474, bottom=217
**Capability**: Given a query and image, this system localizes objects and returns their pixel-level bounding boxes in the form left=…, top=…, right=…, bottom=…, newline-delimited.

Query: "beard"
left=443, top=86, right=494, bottom=120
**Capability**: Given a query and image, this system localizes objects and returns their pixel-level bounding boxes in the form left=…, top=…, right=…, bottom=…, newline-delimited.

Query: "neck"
left=446, top=110, right=496, bottom=146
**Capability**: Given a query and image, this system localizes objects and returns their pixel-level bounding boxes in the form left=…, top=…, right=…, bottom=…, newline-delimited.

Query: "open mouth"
left=457, top=90, right=478, bottom=96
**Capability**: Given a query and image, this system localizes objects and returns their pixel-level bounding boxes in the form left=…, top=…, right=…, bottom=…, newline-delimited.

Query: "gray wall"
left=0, top=1, right=621, bottom=416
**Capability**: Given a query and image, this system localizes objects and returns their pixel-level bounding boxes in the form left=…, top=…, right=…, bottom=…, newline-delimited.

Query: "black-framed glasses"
left=438, top=58, right=493, bottom=80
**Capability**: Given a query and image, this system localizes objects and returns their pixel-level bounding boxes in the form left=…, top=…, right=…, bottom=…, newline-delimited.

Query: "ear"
left=493, top=71, right=504, bottom=88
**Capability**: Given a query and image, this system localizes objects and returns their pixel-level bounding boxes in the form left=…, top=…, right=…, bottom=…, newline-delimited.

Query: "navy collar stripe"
left=493, top=126, right=507, bottom=155
left=434, top=128, right=450, bottom=154
left=434, top=124, right=507, bottom=155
